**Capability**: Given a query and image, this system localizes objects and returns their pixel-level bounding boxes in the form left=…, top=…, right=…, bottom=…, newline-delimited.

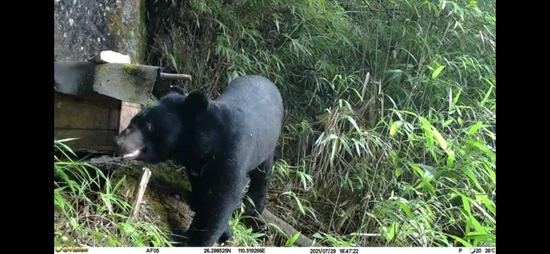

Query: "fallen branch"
left=88, top=155, right=122, bottom=164
left=346, top=233, right=381, bottom=237
left=87, top=155, right=135, bottom=168
left=130, top=167, right=152, bottom=222
left=160, top=72, right=192, bottom=82
left=260, top=209, right=324, bottom=247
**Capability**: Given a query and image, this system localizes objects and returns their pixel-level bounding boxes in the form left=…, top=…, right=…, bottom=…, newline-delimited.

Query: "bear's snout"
left=113, top=127, right=147, bottom=161
left=114, top=134, right=124, bottom=147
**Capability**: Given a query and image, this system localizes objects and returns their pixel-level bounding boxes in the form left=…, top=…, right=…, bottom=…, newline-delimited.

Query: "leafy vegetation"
left=54, top=0, right=495, bottom=248
left=54, top=139, right=172, bottom=247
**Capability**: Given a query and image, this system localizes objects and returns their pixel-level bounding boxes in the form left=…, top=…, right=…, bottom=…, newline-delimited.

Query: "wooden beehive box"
left=54, top=53, right=174, bottom=154
left=54, top=92, right=143, bottom=154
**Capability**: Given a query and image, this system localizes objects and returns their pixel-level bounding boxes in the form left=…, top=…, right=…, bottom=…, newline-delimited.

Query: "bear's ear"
left=184, top=91, right=209, bottom=115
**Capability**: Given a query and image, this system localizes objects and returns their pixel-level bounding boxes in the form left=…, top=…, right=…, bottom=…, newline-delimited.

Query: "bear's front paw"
left=218, top=226, right=233, bottom=244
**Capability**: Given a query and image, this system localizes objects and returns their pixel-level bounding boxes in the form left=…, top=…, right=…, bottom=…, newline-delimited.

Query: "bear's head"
left=114, top=87, right=210, bottom=164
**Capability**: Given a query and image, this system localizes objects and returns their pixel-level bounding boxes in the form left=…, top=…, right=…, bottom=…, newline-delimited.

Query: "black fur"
left=115, top=75, right=284, bottom=246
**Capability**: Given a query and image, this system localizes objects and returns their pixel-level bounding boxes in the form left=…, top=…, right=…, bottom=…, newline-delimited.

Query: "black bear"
left=114, top=75, right=284, bottom=246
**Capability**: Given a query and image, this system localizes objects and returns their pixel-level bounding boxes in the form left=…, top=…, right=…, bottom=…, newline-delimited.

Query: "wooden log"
left=130, top=167, right=152, bottom=222
left=160, top=72, right=192, bottom=82
left=259, top=209, right=323, bottom=247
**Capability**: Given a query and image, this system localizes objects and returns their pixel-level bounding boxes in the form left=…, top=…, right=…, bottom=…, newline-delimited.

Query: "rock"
left=54, top=0, right=146, bottom=63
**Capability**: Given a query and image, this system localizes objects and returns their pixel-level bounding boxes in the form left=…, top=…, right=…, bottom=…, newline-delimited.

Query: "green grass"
left=54, top=139, right=172, bottom=247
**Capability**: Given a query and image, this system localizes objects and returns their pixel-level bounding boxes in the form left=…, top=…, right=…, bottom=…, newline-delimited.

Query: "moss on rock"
left=107, top=0, right=147, bottom=63
left=110, top=161, right=194, bottom=236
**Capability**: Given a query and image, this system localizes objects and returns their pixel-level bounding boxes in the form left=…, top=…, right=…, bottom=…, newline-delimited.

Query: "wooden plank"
left=119, top=102, right=141, bottom=133
left=54, top=129, right=117, bottom=153
left=54, top=92, right=121, bottom=130
left=109, top=108, right=121, bottom=130
left=54, top=91, right=121, bottom=110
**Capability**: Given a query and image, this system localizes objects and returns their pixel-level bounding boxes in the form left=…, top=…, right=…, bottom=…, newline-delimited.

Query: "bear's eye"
left=146, top=123, right=153, bottom=132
